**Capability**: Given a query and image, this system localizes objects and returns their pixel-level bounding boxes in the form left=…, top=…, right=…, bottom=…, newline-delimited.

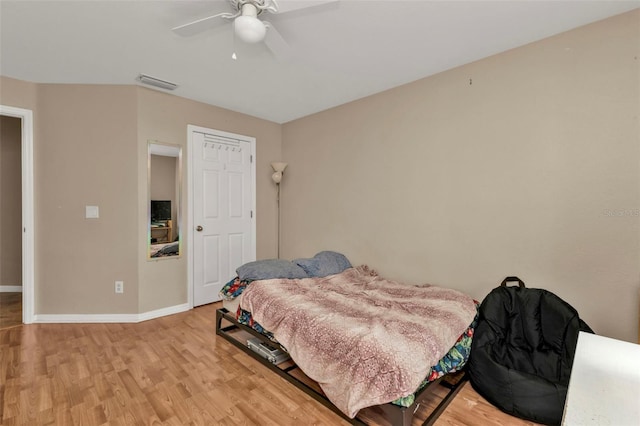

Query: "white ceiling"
left=1, top=1, right=638, bottom=123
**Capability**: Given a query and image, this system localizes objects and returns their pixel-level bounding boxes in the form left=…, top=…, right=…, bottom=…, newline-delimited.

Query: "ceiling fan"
left=172, top=0, right=336, bottom=58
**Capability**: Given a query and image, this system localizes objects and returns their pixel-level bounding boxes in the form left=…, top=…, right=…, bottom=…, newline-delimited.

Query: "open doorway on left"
left=0, top=115, right=22, bottom=329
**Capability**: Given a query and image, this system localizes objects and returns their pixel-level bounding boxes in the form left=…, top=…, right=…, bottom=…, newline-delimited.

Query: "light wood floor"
left=0, top=292, right=22, bottom=330
left=0, top=302, right=540, bottom=425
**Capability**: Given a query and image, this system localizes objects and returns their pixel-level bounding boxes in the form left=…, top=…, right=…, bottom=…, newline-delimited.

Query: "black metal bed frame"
left=215, top=307, right=468, bottom=426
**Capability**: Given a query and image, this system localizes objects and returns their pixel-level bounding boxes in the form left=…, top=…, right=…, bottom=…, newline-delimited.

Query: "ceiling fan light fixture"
left=234, top=15, right=267, bottom=43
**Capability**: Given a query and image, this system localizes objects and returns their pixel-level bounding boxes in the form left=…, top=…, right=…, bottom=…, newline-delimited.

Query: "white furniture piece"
left=562, top=331, right=640, bottom=425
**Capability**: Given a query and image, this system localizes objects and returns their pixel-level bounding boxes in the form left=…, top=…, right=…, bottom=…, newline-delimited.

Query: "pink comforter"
left=239, top=265, right=477, bottom=417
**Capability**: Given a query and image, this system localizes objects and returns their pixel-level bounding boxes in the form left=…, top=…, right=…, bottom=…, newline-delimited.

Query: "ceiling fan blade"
left=274, top=0, right=339, bottom=14
left=172, top=12, right=235, bottom=37
left=263, top=22, right=292, bottom=60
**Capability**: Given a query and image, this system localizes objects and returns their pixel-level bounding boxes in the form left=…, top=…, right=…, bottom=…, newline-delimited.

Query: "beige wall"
left=0, top=78, right=282, bottom=316
left=36, top=84, right=140, bottom=314
left=0, top=78, right=142, bottom=314
left=282, top=10, right=640, bottom=342
left=0, top=77, right=38, bottom=110
left=136, top=87, right=281, bottom=313
left=0, top=115, right=22, bottom=287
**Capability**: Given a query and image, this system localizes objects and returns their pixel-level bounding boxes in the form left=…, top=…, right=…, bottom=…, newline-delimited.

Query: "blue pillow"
left=293, top=251, right=352, bottom=278
left=236, top=259, right=308, bottom=281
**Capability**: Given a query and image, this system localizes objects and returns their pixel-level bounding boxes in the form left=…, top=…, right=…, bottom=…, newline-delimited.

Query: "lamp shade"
left=271, top=162, right=288, bottom=173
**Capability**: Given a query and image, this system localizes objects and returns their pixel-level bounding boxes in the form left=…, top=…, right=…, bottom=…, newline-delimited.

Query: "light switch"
left=85, top=205, right=99, bottom=219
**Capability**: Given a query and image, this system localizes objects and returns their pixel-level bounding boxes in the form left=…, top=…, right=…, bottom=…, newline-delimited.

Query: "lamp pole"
left=276, top=181, right=281, bottom=259
left=271, top=162, right=288, bottom=259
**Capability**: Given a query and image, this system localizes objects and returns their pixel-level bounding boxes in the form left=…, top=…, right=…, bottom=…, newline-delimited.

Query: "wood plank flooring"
left=0, top=302, right=540, bottom=425
left=0, top=292, right=22, bottom=329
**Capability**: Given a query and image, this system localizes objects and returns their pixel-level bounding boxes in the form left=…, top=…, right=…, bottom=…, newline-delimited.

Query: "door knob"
left=196, top=225, right=203, bottom=232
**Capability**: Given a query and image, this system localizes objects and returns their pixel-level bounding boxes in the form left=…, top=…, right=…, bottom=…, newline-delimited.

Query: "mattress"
left=222, top=297, right=240, bottom=315
left=220, top=275, right=477, bottom=409
left=235, top=305, right=477, bottom=408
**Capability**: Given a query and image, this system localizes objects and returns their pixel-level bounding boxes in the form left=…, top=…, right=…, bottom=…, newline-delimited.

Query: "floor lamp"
left=271, top=162, right=287, bottom=259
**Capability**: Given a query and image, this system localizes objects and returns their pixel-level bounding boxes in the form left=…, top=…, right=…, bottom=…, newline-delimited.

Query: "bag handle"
left=501, top=276, right=526, bottom=288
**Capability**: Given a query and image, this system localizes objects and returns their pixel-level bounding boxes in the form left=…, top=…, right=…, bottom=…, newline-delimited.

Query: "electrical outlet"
left=115, top=281, right=124, bottom=294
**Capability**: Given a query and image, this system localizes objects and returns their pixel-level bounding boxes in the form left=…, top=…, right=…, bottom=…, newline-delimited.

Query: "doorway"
left=188, top=125, right=256, bottom=307
left=0, top=105, right=34, bottom=325
left=0, top=115, right=22, bottom=328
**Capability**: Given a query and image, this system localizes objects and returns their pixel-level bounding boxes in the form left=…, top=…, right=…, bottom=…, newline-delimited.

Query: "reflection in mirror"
left=148, top=142, right=181, bottom=259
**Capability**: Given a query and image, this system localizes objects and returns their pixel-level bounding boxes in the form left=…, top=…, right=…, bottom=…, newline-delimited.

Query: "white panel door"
left=192, top=130, right=254, bottom=306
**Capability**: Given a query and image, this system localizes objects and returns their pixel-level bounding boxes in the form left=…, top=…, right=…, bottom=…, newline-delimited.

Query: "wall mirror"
left=148, top=141, right=182, bottom=259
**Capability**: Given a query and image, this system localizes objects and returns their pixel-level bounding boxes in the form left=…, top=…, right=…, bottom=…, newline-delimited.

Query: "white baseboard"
left=34, top=303, right=191, bottom=324
left=0, top=285, right=23, bottom=292
left=138, top=303, right=190, bottom=322
left=35, top=313, right=140, bottom=323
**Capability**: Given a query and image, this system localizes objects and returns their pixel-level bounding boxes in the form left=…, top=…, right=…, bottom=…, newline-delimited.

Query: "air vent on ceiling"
left=136, top=74, right=178, bottom=91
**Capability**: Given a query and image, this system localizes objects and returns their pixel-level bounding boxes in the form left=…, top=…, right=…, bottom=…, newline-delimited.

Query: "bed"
left=149, top=241, right=179, bottom=257
left=215, top=254, right=478, bottom=425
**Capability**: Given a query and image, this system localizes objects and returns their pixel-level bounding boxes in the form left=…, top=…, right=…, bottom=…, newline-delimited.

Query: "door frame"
left=186, top=124, right=256, bottom=308
left=1, top=105, right=35, bottom=324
